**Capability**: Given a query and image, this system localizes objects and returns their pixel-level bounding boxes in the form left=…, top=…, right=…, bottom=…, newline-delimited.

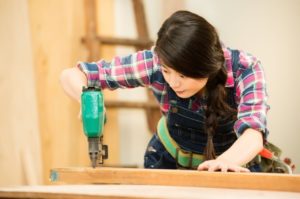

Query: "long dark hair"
left=155, top=10, right=236, bottom=160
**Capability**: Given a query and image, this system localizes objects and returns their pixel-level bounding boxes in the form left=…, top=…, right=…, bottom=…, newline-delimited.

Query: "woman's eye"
left=179, top=74, right=185, bottom=78
left=162, top=69, right=168, bottom=73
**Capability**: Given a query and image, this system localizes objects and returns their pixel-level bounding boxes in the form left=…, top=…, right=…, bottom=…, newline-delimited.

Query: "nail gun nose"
left=88, top=137, right=100, bottom=168
left=89, top=151, right=98, bottom=168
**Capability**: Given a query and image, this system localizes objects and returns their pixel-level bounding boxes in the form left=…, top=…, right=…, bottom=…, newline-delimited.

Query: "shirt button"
left=171, top=107, right=178, bottom=113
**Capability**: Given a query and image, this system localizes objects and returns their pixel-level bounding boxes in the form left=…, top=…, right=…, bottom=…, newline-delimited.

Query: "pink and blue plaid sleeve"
left=234, top=51, right=270, bottom=138
left=77, top=50, right=159, bottom=90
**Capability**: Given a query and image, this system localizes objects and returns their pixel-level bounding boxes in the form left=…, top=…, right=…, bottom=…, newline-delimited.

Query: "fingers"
left=208, top=162, right=221, bottom=172
left=227, top=166, right=250, bottom=173
left=197, top=160, right=250, bottom=172
left=284, top=157, right=296, bottom=172
left=197, top=161, right=210, bottom=171
left=221, top=165, right=228, bottom=172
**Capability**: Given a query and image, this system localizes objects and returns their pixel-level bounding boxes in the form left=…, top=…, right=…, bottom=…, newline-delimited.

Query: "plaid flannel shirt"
left=78, top=46, right=269, bottom=137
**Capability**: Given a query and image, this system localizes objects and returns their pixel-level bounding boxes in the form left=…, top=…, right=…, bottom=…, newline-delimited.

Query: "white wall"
left=114, top=0, right=300, bottom=173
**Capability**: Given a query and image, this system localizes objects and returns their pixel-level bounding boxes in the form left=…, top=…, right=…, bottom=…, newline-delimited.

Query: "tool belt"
left=157, top=116, right=204, bottom=169
left=157, top=116, right=293, bottom=173
left=250, top=142, right=292, bottom=173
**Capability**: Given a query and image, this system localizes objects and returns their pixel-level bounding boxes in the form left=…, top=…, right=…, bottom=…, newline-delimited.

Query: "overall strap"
left=225, top=49, right=240, bottom=107
left=230, top=49, right=240, bottom=79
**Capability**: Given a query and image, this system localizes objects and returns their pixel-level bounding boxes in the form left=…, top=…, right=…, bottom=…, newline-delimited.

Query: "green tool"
left=81, top=86, right=108, bottom=168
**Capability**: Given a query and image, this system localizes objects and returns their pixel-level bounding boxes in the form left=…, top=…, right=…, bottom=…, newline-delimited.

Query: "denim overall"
left=144, top=50, right=261, bottom=172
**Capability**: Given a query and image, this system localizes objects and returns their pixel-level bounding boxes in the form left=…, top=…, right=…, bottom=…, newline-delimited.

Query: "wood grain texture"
left=1, top=185, right=300, bottom=199
left=97, top=0, right=120, bottom=167
left=28, top=0, right=89, bottom=184
left=50, top=167, right=300, bottom=193
left=28, top=0, right=120, bottom=183
left=0, top=0, right=42, bottom=185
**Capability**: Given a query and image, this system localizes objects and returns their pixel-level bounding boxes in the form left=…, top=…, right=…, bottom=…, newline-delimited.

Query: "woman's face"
left=161, top=64, right=208, bottom=98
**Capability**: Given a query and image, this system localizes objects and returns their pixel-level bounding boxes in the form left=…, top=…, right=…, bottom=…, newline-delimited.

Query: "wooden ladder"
left=82, top=0, right=161, bottom=133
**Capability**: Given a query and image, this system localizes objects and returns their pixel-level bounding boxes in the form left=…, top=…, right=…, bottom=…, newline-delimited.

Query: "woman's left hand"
left=197, top=159, right=250, bottom=172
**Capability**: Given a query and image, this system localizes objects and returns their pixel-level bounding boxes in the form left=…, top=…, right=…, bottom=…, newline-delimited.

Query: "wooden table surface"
left=1, top=184, right=300, bottom=199
left=1, top=167, right=300, bottom=199
left=50, top=167, right=300, bottom=192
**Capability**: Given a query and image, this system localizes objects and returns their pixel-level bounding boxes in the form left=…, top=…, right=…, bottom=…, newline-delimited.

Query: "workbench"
left=0, top=167, right=299, bottom=199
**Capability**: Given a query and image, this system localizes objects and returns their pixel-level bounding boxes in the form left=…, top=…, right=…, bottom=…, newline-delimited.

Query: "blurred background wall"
left=0, top=0, right=299, bottom=185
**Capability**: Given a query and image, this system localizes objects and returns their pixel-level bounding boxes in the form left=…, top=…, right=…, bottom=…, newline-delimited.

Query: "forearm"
left=217, top=128, right=264, bottom=166
left=60, top=67, right=87, bottom=103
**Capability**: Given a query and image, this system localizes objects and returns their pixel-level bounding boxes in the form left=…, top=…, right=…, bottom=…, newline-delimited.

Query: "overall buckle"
left=175, top=148, right=194, bottom=169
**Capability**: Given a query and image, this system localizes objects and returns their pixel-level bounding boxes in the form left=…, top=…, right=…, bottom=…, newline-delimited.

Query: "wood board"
left=1, top=184, right=300, bottom=199
left=28, top=0, right=120, bottom=184
left=50, top=167, right=300, bottom=192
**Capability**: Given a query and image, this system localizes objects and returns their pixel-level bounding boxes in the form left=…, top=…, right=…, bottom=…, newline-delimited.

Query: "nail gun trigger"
left=103, top=145, right=108, bottom=159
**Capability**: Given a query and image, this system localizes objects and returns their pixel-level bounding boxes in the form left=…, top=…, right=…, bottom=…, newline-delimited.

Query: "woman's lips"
left=175, top=90, right=184, bottom=94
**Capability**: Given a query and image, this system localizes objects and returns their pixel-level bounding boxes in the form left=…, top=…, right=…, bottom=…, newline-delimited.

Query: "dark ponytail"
left=155, top=10, right=236, bottom=160
left=204, top=67, right=236, bottom=160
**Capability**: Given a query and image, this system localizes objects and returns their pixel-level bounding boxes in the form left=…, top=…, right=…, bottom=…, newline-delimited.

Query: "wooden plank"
left=50, top=167, right=300, bottom=193
left=132, top=0, right=161, bottom=133
left=1, top=185, right=300, bottom=199
left=84, top=0, right=100, bottom=61
left=28, top=0, right=120, bottom=184
left=97, top=0, right=121, bottom=167
left=28, top=0, right=94, bottom=184
left=0, top=0, right=42, bottom=185
left=132, top=0, right=150, bottom=47
left=82, top=36, right=153, bottom=47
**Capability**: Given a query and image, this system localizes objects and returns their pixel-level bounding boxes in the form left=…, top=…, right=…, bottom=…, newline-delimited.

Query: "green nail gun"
left=81, top=86, right=108, bottom=168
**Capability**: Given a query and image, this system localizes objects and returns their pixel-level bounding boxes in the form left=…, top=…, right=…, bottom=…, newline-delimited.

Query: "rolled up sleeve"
left=77, top=49, right=159, bottom=90
left=77, top=62, right=101, bottom=87
left=234, top=52, right=270, bottom=139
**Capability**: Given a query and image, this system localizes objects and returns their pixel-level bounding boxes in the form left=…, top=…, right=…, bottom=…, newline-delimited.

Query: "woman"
left=60, top=10, right=269, bottom=172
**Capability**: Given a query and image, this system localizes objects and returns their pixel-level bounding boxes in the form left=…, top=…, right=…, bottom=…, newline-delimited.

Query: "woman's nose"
left=169, top=74, right=180, bottom=88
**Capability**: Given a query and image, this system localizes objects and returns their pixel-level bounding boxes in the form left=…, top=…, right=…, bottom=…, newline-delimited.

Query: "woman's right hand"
left=60, top=67, right=87, bottom=103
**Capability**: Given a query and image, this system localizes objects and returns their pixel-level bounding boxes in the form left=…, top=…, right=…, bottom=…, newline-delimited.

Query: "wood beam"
left=1, top=184, right=300, bottom=199
left=132, top=0, right=162, bottom=133
left=82, top=36, right=153, bottom=47
left=84, top=0, right=99, bottom=61
left=50, top=167, right=300, bottom=193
